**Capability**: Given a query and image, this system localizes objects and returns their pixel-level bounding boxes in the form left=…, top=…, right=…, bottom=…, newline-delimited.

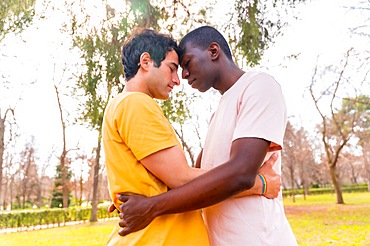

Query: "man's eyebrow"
left=169, top=62, right=179, bottom=69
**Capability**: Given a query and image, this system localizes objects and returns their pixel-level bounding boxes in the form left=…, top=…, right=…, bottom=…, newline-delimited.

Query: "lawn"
left=284, top=192, right=370, bottom=245
left=0, top=219, right=118, bottom=246
left=1, top=192, right=369, bottom=245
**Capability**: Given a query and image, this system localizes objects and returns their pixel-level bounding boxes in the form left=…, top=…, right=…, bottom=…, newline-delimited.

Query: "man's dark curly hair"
left=178, top=26, right=233, bottom=62
left=121, top=29, right=179, bottom=81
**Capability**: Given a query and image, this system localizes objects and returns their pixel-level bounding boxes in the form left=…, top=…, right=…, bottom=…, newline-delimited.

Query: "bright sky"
left=259, top=0, right=370, bottom=130
left=0, top=0, right=369, bottom=176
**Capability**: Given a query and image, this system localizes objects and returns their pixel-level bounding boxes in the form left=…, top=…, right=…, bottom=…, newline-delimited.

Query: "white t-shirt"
left=201, top=71, right=297, bottom=246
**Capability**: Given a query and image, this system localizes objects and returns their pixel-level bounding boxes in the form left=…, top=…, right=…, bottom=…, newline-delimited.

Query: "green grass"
left=1, top=192, right=369, bottom=245
left=0, top=219, right=118, bottom=246
left=284, top=192, right=370, bottom=245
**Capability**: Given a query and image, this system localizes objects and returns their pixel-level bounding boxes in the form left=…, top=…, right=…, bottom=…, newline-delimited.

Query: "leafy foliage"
left=0, top=0, right=36, bottom=41
left=230, top=0, right=306, bottom=66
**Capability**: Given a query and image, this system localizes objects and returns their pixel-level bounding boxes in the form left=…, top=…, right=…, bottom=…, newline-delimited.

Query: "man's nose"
left=173, top=73, right=180, bottom=85
left=182, top=68, right=189, bottom=79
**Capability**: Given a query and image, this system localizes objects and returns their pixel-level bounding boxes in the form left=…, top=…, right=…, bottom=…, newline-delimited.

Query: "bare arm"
left=233, top=153, right=281, bottom=198
left=108, top=148, right=280, bottom=215
left=140, top=145, right=206, bottom=188
left=118, top=137, right=269, bottom=236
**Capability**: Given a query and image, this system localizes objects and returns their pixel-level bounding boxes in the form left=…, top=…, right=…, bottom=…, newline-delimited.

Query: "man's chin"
left=196, top=87, right=208, bottom=93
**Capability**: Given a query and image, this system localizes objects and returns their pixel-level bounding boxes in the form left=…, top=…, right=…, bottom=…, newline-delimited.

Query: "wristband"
left=257, top=174, right=267, bottom=195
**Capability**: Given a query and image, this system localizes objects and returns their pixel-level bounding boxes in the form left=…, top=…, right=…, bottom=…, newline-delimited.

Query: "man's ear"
left=208, top=42, right=220, bottom=61
left=138, top=52, right=152, bottom=71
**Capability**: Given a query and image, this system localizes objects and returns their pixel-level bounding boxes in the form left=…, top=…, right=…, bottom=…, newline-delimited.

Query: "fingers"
left=118, top=217, right=128, bottom=228
left=265, top=153, right=278, bottom=166
left=267, top=153, right=279, bottom=165
left=119, top=212, right=124, bottom=220
left=116, top=194, right=130, bottom=203
left=108, top=203, right=116, bottom=213
left=118, top=227, right=132, bottom=237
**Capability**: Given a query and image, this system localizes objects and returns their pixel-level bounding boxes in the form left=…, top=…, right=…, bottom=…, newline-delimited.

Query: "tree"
left=50, top=157, right=72, bottom=208
left=54, top=82, right=76, bottom=208
left=16, top=138, right=40, bottom=209
left=0, top=0, right=40, bottom=207
left=68, top=2, right=125, bottom=221
left=282, top=122, right=298, bottom=202
left=309, top=49, right=366, bottom=204
left=348, top=95, right=370, bottom=190
left=283, top=121, right=317, bottom=201
left=0, top=108, right=14, bottom=205
left=0, top=0, right=36, bottom=41
left=161, top=89, right=199, bottom=166
left=227, top=0, right=306, bottom=67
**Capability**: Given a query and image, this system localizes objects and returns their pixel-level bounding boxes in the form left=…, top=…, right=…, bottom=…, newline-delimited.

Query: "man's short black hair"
left=121, top=29, right=179, bottom=81
left=179, top=26, right=233, bottom=61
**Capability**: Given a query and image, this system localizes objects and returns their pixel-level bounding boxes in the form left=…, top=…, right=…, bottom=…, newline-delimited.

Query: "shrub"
left=0, top=204, right=118, bottom=230
left=282, top=183, right=368, bottom=197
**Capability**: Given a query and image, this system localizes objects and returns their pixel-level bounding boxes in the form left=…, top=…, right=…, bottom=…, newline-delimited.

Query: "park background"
left=0, top=0, right=369, bottom=245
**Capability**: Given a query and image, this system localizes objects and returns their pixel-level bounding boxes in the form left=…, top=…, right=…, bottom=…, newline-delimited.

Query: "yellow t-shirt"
left=103, top=92, right=209, bottom=246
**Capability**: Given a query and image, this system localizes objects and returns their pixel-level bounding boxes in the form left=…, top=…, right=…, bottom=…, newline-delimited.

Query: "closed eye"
left=185, top=59, right=190, bottom=67
left=169, top=62, right=178, bottom=72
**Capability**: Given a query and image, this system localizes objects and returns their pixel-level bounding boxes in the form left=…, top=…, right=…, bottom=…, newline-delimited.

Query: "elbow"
left=234, top=172, right=256, bottom=191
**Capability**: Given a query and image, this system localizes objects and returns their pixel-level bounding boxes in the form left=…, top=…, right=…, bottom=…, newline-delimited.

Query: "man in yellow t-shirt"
left=103, top=29, right=209, bottom=246
left=103, top=29, right=281, bottom=245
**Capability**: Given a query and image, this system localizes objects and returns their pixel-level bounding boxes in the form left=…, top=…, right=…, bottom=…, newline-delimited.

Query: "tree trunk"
left=74, top=178, right=78, bottom=206
left=79, top=175, right=83, bottom=206
left=55, top=85, right=69, bottom=208
left=174, top=128, right=195, bottom=166
left=0, top=108, right=14, bottom=205
left=329, top=165, right=344, bottom=204
left=61, top=152, right=68, bottom=208
left=290, top=167, right=295, bottom=203
left=38, top=182, right=42, bottom=208
left=363, top=154, right=370, bottom=192
left=2, top=170, right=8, bottom=210
left=90, top=137, right=101, bottom=222
left=10, top=176, right=14, bottom=210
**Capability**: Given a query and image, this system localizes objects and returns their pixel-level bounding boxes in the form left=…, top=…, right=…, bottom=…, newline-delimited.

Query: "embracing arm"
left=139, top=145, right=280, bottom=195
left=108, top=146, right=280, bottom=214
left=140, top=145, right=206, bottom=189
left=118, top=137, right=270, bottom=235
left=233, top=152, right=281, bottom=199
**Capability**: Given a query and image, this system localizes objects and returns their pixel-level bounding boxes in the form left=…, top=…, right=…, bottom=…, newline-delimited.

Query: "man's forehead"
left=181, top=43, right=202, bottom=58
left=164, top=50, right=179, bottom=65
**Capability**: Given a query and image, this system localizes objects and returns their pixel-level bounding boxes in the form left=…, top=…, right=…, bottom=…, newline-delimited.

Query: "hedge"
left=0, top=204, right=118, bottom=230
left=282, top=184, right=369, bottom=197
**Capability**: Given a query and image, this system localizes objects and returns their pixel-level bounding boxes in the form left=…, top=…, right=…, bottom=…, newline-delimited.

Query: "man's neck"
left=124, top=77, right=151, bottom=97
left=217, top=65, right=245, bottom=95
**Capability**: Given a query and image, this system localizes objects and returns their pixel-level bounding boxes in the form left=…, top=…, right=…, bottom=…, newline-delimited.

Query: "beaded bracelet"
left=257, top=174, right=267, bottom=195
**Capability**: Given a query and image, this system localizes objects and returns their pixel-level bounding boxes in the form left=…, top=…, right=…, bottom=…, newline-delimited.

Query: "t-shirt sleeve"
left=232, top=73, right=287, bottom=150
left=114, top=93, right=178, bottom=160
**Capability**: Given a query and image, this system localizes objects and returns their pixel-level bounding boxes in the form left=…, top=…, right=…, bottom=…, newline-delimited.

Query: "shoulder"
left=244, top=71, right=280, bottom=87
left=114, top=92, right=156, bottom=109
left=106, top=92, right=159, bottom=119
